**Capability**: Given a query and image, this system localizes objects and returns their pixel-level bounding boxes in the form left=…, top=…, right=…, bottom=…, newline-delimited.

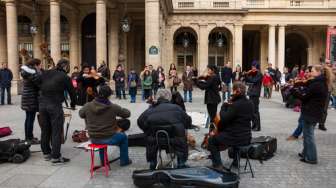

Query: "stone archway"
left=285, top=33, right=308, bottom=70
left=173, top=27, right=198, bottom=72
left=208, top=27, right=233, bottom=69
left=81, top=13, right=96, bottom=68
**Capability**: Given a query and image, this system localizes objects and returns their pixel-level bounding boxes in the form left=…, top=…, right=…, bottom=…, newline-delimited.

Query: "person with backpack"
left=113, top=64, right=127, bottom=100
left=128, top=70, right=139, bottom=103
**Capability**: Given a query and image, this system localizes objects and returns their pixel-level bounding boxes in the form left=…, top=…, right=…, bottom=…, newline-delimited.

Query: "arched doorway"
left=81, top=13, right=96, bottom=68
left=174, top=27, right=198, bottom=72
left=208, top=27, right=232, bottom=69
left=285, top=33, right=308, bottom=70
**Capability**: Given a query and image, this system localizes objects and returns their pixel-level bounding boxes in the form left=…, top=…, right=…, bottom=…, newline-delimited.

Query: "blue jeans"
left=184, top=90, right=192, bottom=102
left=302, top=120, right=318, bottom=162
left=91, top=132, right=130, bottom=166
left=332, top=95, right=336, bottom=108
left=292, top=114, right=304, bottom=138
left=222, top=83, right=231, bottom=102
left=24, top=111, right=37, bottom=140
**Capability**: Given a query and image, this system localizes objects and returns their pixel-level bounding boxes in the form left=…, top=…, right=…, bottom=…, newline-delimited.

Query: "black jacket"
left=0, top=68, right=13, bottom=88
left=220, top=67, right=233, bottom=84
left=197, top=75, right=221, bottom=104
left=218, top=95, right=254, bottom=146
left=137, top=99, right=191, bottom=162
left=113, top=70, right=126, bottom=87
left=245, top=71, right=263, bottom=97
left=292, top=76, right=328, bottom=123
left=39, top=69, right=76, bottom=106
left=21, top=66, right=41, bottom=111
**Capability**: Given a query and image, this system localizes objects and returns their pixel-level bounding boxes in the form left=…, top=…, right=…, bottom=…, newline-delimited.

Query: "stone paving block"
left=1, top=174, right=48, bottom=188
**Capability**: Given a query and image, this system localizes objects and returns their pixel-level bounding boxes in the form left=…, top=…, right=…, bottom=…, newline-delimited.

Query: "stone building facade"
left=0, top=0, right=336, bottom=93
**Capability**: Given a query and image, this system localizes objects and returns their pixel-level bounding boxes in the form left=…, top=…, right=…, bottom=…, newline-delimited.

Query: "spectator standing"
left=262, top=70, right=273, bottom=99
left=232, top=65, right=243, bottom=82
left=0, top=63, right=13, bottom=105
left=149, top=65, right=159, bottom=96
left=168, top=69, right=180, bottom=93
left=128, top=70, right=139, bottom=103
left=220, top=63, right=233, bottom=102
left=20, top=59, right=42, bottom=144
left=182, top=65, right=194, bottom=103
left=140, top=66, right=149, bottom=101
left=142, top=70, right=153, bottom=100
left=331, top=66, right=336, bottom=109
left=157, top=66, right=165, bottom=89
left=113, top=64, right=127, bottom=100
left=267, top=63, right=276, bottom=98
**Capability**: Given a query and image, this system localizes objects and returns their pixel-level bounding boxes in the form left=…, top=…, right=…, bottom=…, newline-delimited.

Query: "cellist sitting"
left=208, top=81, right=254, bottom=170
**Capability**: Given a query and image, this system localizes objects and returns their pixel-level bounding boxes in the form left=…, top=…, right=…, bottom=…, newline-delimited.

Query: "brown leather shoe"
left=286, top=135, right=298, bottom=141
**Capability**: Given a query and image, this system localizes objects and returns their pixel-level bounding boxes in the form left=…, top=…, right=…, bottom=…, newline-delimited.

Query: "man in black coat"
left=208, top=82, right=254, bottom=169
left=0, top=63, right=13, bottom=105
left=137, top=89, right=191, bottom=170
left=113, top=64, right=126, bottom=99
left=245, top=63, right=263, bottom=131
left=39, top=59, right=76, bottom=164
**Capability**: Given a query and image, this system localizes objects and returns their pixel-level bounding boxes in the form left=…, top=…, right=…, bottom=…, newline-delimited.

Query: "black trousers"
left=249, top=96, right=261, bottom=130
left=1, top=87, right=11, bottom=104
left=24, top=111, right=37, bottom=140
left=39, top=102, right=64, bottom=159
left=319, top=92, right=331, bottom=126
left=207, top=103, right=219, bottom=123
left=208, top=134, right=229, bottom=166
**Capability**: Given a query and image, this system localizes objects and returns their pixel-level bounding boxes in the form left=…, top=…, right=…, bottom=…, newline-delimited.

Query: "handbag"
left=130, top=80, right=137, bottom=88
left=0, top=127, right=12, bottom=138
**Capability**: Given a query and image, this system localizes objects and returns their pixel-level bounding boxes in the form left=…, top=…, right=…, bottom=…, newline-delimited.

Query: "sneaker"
left=318, top=124, right=327, bottom=131
left=43, top=154, right=52, bottom=161
left=27, top=138, right=40, bottom=145
left=286, top=135, right=299, bottom=141
left=51, top=157, right=70, bottom=165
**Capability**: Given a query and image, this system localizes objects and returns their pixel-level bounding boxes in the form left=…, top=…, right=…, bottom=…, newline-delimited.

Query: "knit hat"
left=251, top=60, right=260, bottom=70
left=97, top=85, right=112, bottom=99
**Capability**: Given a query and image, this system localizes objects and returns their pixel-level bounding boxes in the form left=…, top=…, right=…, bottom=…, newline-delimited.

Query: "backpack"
left=228, top=136, right=277, bottom=162
left=0, top=139, right=31, bottom=163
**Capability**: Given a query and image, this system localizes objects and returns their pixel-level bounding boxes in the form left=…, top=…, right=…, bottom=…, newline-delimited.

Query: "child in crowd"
left=128, top=70, right=139, bottom=103
left=262, top=70, right=273, bottom=99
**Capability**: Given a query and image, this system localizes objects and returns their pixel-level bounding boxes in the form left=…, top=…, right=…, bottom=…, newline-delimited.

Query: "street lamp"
left=30, top=0, right=38, bottom=35
left=121, top=0, right=130, bottom=33
left=182, top=32, right=189, bottom=48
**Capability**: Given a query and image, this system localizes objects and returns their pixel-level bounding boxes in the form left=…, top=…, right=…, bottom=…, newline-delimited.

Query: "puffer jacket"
left=20, top=65, right=41, bottom=112
left=137, top=99, right=191, bottom=162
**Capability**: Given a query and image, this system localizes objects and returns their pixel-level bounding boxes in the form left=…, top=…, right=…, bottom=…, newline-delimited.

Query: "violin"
left=243, top=69, right=257, bottom=76
left=293, top=77, right=313, bottom=87
left=201, top=114, right=222, bottom=149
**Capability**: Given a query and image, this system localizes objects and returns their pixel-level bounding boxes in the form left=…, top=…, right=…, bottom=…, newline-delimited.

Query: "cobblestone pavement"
left=0, top=90, right=336, bottom=188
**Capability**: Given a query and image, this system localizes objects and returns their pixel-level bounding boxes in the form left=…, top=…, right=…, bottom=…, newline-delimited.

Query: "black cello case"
left=133, top=167, right=239, bottom=188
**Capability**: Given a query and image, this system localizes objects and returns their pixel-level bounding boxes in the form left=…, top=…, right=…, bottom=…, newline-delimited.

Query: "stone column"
left=260, top=30, right=268, bottom=71
left=70, top=11, right=80, bottom=70
left=5, top=0, right=19, bottom=80
left=145, top=0, right=160, bottom=67
left=96, top=0, right=107, bottom=67
left=32, top=12, right=43, bottom=60
left=50, top=0, right=61, bottom=63
left=277, top=25, right=285, bottom=72
left=268, top=24, right=276, bottom=67
left=108, top=11, right=119, bottom=73
left=233, top=24, right=243, bottom=69
left=198, top=25, right=209, bottom=74
left=0, top=12, right=7, bottom=64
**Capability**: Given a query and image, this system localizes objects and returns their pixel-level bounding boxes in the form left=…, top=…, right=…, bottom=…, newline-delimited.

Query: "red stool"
left=88, top=144, right=109, bottom=178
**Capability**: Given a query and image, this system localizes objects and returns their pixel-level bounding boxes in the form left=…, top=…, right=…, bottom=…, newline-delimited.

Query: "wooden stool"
left=88, top=144, right=109, bottom=178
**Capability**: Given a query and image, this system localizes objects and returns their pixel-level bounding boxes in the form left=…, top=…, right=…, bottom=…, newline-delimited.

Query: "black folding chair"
left=152, top=125, right=176, bottom=170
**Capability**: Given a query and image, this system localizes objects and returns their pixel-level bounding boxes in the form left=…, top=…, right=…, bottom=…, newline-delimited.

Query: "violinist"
left=196, top=65, right=221, bottom=125
left=77, top=65, right=105, bottom=105
left=244, top=62, right=263, bottom=131
left=208, top=82, right=254, bottom=170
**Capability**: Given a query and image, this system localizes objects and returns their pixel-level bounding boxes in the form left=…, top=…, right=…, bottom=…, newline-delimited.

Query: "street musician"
left=207, top=82, right=254, bottom=170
